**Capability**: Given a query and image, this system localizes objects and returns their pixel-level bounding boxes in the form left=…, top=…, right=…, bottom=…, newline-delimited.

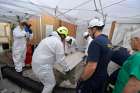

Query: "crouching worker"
left=113, top=37, right=140, bottom=93
left=65, top=36, right=77, bottom=55
left=32, top=26, right=70, bottom=93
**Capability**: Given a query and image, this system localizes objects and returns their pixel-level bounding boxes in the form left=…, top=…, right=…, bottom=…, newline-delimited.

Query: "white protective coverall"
left=84, top=34, right=92, bottom=55
left=32, top=31, right=69, bottom=93
left=12, top=26, right=27, bottom=72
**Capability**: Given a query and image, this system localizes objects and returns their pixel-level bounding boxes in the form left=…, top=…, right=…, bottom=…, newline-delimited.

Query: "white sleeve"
left=13, top=28, right=26, bottom=38
left=55, top=42, right=69, bottom=72
left=73, top=38, right=77, bottom=48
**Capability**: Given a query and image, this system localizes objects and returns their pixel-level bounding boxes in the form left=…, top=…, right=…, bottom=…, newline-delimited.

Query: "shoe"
left=17, top=71, right=23, bottom=75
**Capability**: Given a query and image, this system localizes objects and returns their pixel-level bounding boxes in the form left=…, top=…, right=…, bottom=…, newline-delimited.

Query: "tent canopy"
left=0, top=0, right=140, bottom=24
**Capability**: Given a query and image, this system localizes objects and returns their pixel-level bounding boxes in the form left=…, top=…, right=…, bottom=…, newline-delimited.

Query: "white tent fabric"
left=0, top=0, right=140, bottom=24
left=30, top=0, right=140, bottom=23
left=0, top=0, right=140, bottom=50
left=112, top=23, right=140, bottom=51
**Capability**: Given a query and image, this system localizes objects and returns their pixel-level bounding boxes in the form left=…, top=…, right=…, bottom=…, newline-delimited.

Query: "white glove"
left=60, top=61, right=70, bottom=72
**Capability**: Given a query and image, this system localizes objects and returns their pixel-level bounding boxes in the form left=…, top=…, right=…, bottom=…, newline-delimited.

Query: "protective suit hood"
left=50, top=31, right=61, bottom=40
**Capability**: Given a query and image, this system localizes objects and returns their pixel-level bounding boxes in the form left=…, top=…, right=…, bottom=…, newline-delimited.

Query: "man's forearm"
left=80, top=62, right=97, bottom=81
left=80, top=67, right=95, bottom=80
left=123, top=77, right=140, bottom=93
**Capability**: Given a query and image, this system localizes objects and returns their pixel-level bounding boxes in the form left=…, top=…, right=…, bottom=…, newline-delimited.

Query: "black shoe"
left=23, top=65, right=31, bottom=71
left=1, top=65, right=9, bottom=78
left=17, top=71, right=23, bottom=75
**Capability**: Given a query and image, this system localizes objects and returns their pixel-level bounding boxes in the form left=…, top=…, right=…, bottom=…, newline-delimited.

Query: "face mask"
left=90, top=29, right=96, bottom=39
left=89, top=27, right=96, bottom=39
left=91, top=31, right=96, bottom=39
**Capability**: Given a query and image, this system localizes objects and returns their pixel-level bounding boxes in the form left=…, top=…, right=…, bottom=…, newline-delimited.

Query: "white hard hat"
left=66, top=36, right=75, bottom=45
left=65, top=36, right=71, bottom=41
left=88, top=18, right=104, bottom=28
left=83, top=31, right=89, bottom=37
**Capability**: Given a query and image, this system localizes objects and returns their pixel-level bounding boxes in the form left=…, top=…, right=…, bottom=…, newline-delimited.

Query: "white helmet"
left=88, top=18, right=104, bottom=28
left=83, top=31, right=89, bottom=37
left=65, top=36, right=71, bottom=42
left=66, top=36, right=75, bottom=45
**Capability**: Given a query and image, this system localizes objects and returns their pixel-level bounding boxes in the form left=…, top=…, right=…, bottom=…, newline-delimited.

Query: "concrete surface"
left=0, top=50, right=119, bottom=93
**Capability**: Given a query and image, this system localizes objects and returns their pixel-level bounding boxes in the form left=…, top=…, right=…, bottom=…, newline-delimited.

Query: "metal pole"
left=39, top=15, right=42, bottom=40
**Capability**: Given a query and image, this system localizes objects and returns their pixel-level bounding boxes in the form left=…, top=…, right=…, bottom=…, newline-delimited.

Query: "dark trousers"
left=103, top=68, right=120, bottom=93
left=76, top=77, right=107, bottom=93
left=109, top=68, right=120, bottom=85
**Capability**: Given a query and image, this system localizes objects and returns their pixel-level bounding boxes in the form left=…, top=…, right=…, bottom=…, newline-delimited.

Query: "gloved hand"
left=77, top=79, right=81, bottom=87
left=82, top=55, right=87, bottom=62
left=58, top=60, right=70, bottom=73
left=76, top=79, right=85, bottom=93
left=63, top=66, right=70, bottom=73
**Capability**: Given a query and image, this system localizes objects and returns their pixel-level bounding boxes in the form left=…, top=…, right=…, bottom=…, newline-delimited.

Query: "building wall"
left=28, top=15, right=77, bottom=45
left=112, top=23, right=140, bottom=50
left=0, top=23, right=11, bottom=44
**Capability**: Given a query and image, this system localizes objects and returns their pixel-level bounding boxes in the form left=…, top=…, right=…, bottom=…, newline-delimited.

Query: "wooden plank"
left=41, top=15, right=60, bottom=38
left=28, top=16, right=41, bottom=44
left=109, top=21, right=116, bottom=40
left=28, top=15, right=77, bottom=44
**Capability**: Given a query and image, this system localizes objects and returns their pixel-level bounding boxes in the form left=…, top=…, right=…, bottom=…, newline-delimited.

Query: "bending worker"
left=65, top=36, right=77, bottom=54
left=32, top=26, right=70, bottom=93
left=77, top=18, right=112, bottom=93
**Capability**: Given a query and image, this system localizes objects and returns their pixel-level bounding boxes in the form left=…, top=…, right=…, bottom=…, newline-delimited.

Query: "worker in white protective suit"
left=32, top=26, right=70, bottom=93
left=12, top=22, right=28, bottom=74
left=83, top=31, right=93, bottom=55
left=65, top=36, right=77, bottom=55
left=82, top=31, right=93, bottom=62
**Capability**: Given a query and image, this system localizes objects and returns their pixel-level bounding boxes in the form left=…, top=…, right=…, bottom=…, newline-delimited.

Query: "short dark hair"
left=20, top=22, right=28, bottom=26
